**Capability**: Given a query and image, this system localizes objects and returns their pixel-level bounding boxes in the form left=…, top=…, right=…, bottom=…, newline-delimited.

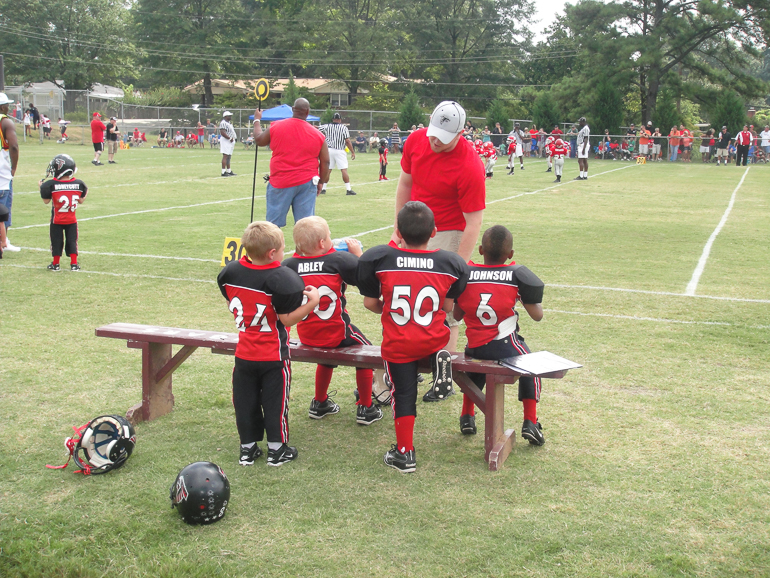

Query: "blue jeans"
left=0, top=182, right=13, bottom=228
left=669, top=145, right=678, bottom=162
left=570, top=138, right=577, bottom=158
left=265, top=179, right=316, bottom=228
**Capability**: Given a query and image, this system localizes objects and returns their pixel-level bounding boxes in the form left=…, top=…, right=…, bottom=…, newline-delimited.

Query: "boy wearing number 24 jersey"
left=282, top=216, right=383, bottom=426
left=357, top=201, right=469, bottom=473
left=217, top=222, right=320, bottom=467
left=453, top=225, right=546, bottom=445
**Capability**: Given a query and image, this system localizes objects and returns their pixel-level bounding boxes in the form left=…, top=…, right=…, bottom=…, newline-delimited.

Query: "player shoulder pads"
left=512, top=265, right=544, bottom=303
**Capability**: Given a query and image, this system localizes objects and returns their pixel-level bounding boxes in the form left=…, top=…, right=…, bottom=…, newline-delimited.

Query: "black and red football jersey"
left=282, top=248, right=359, bottom=347
left=40, top=178, right=88, bottom=225
left=456, top=261, right=544, bottom=349
left=357, top=245, right=469, bottom=363
left=217, top=257, right=305, bottom=362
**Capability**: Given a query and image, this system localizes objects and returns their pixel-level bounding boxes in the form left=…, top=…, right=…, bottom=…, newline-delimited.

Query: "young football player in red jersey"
left=217, top=221, right=320, bottom=467
left=39, top=154, right=88, bottom=271
left=506, top=136, right=518, bottom=175
left=358, top=201, right=469, bottom=473
left=481, top=141, right=497, bottom=179
left=544, top=134, right=556, bottom=172
left=282, top=216, right=383, bottom=426
left=453, top=225, right=546, bottom=445
left=549, top=138, right=569, bottom=183
left=378, top=137, right=389, bottom=180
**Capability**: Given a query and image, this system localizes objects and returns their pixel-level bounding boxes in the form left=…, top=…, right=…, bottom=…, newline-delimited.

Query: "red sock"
left=53, top=255, right=61, bottom=265
left=355, top=368, right=374, bottom=407
left=394, top=416, right=415, bottom=452
left=461, top=394, right=475, bottom=417
left=315, top=365, right=334, bottom=402
left=70, top=254, right=77, bottom=265
left=523, top=399, right=537, bottom=423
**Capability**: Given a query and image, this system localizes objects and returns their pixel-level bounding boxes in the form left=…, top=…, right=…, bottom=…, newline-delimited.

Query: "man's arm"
left=3, top=118, right=18, bottom=176
left=318, top=142, right=330, bottom=194
left=252, top=110, right=271, bottom=146
left=389, top=171, right=413, bottom=245
left=457, top=210, right=484, bottom=262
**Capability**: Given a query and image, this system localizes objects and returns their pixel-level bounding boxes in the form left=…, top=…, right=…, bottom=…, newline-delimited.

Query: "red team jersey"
left=282, top=248, right=360, bottom=347
left=549, top=143, right=569, bottom=158
left=357, top=245, right=468, bottom=363
left=217, top=257, right=305, bottom=362
left=456, top=262, right=544, bottom=349
left=39, top=178, right=88, bottom=225
left=481, top=142, right=497, bottom=161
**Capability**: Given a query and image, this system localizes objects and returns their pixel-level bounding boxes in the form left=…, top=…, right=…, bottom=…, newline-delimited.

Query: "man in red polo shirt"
left=253, top=98, right=331, bottom=227
left=90, top=112, right=106, bottom=166
left=390, top=100, right=485, bottom=398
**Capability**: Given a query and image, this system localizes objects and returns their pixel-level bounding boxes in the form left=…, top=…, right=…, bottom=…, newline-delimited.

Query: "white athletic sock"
left=322, top=184, right=327, bottom=191
left=346, top=182, right=352, bottom=191
left=267, top=442, right=282, bottom=451
left=241, top=442, right=255, bottom=449
left=222, top=169, right=227, bottom=175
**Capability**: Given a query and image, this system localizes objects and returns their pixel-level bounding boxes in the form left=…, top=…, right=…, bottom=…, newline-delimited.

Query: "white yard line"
left=1, top=263, right=216, bottom=284
left=544, top=308, right=731, bottom=326
left=15, top=246, right=220, bottom=263
left=685, top=166, right=750, bottom=296
left=550, top=282, right=770, bottom=304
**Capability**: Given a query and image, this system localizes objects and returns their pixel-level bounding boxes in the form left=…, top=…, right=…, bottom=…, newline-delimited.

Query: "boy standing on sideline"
left=90, top=112, right=106, bottom=166
left=105, top=117, right=120, bottom=164
left=282, top=216, right=383, bottom=425
left=358, top=201, right=469, bottom=473
left=378, top=137, right=389, bottom=180
left=39, top=154, right=87, bottom=271
left=453, top=225, right=546, bottom=444
left=217, top=222, right=320, bottom=467
left=549, top=138, right=569, bottom=183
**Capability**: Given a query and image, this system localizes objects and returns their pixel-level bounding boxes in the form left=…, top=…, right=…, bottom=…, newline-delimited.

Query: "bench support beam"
left=125, top=341, right=178, bottom=426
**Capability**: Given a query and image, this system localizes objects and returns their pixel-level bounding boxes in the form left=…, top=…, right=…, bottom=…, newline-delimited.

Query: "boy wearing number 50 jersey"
left=39, top=154, right=87, bottom=271
left=217, top=222, right=320, bottom=467
left=358, top=201, right=469, bottom=473
left=453, top=225, right=546, bottom=445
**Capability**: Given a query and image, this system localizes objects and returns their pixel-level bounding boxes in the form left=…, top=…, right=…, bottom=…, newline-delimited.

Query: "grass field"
left=1, top=140, right=769, bottom=578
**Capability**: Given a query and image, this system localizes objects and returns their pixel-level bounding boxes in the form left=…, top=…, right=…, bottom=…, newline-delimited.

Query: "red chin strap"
left=45, top=422, right=91, bottom=474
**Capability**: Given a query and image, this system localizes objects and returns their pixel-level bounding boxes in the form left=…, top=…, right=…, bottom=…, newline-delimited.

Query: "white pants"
left=577, top=144, right=589, bottom=159
left=220, top=138, right=235, bottom=156
left=554, top=157, right=564, bottom=176
left=328, top=149, right=348, bottom=170
left=484, top=158, right=496, bottom=174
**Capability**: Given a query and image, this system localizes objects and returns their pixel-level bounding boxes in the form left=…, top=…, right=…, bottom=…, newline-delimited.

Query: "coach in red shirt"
left=391, top=100, right=486, bottom=354
left=90, top=112, right=106, bottom=166
left=253, top=98, right=330, bottom=227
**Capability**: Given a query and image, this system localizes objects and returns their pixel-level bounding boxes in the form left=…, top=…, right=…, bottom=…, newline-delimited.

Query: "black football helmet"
left=379, top=138, right=387, bottom=148
left=170, top=462, right=230, bottom=525
left=46, top=414, right=136, bottom=475
left=46, top=154, right=77, bottom=180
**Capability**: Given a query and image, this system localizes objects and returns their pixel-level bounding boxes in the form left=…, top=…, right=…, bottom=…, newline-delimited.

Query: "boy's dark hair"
left=481, top=225, right=513, bottom=263
left=397, top=201, right=435, bottom=246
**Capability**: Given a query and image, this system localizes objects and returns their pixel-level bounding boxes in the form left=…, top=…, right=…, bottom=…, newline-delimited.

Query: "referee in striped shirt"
left=318, top=113, right=356, bottom=195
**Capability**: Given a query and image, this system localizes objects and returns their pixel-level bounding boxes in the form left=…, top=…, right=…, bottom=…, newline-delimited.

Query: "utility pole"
left=0, top=55, right=5, bottom=91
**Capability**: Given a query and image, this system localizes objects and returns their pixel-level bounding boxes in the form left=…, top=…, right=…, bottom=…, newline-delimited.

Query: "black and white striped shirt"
left=219, top=119, right=236, bottom=140
left=318, top=122, right=350, bottom=150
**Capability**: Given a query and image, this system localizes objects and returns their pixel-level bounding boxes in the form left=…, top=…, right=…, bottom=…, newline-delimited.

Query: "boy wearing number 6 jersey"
left=39, top=154, right=88, bottom=271
left=357, top=202, right=469, bottom=472
left=282, top=216, right=382, bottom=426
left=217, top=222, right=320, bottom=467
left=453, top=225, right=546, bottom=445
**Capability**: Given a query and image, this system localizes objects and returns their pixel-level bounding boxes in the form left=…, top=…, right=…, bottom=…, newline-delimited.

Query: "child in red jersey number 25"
left=217, top=222, right=320, bottom=467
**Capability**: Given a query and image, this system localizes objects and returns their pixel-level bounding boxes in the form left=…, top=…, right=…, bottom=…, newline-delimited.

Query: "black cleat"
left=383, top=445, right=416, bottom=473
left=47, top=262, right=61, bottom=271
left=356, top=403, right=383, bottom=426
left=460, top=414, right=477, bottom=435
left=521, top=420, right=545, bottom=446
left=423, top=350, right=453, bottom=402
left=239, top=444, right=263, bottom=466
left=346, top=190, right=357, bottom=195
left=308, top=395, right=340, bottom=419
left=267, top=444, right=298, bottom=466
left=546, top=167, right=552, bottom=172
left=70, top=264, right=81, bottom=271
left=554, top=177, right=561, bottom=183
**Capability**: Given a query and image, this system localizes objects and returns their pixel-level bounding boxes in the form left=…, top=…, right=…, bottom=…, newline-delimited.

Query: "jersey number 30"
left=390, top=285, right=441, bottom=327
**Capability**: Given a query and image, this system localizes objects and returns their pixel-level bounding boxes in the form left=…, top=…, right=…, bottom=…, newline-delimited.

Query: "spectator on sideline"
left=15, top=102, right=22, bottom=121
left=716, top=126, right=731, bottom=165
left=369, top=131, right=379, bottom=152
left=318, top=112, right=357, bottom=196
left=734, top=124, right=753, bottom=167
left=41, top=115, right=52, bottom=139
left=253, top=98, right=330, bottom=228
left=651, top=128, right=663, bottom=161
left=29, top=104, right=40, bottom=129
left=567, top=124, right=578, bottom=158
left=389, top=123, right=402, bottom=154
left=492, top=122, right=504, bottom=147
left=668, top=126, right=680, bottom=162
left=219, top=111, right=237, bottom=177
left=91, top=112, right=106, bottom=166
left=0, top=93, right=20, bottom=254
left=355, top=132, right=366, bottom=153
left=529, top=125, right=539, bottom=157
left=206, top=118, right=215, bottom=140
left=390, top=100, right=485, bottom=358
left=638, top=125, right=650, bottom=160
left=23, top=110, right=32, bottom=137
left=157, top=127, right=168, bottom=147
left=760, top=125, right=770, bottom=157
left=679, top=124, right=692, bottom=162
left=699, top=129, right=713, bottom=163
left=197, top=122, right=205, bottom=149
left=105, top=116, right=120, bottom=164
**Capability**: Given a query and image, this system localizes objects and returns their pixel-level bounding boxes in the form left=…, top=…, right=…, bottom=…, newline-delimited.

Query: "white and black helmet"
left=170, top=462, right=230, bottom=525
left=46, top=154, right=77, bottom=180
left=47, top=414, right=136, bottom=475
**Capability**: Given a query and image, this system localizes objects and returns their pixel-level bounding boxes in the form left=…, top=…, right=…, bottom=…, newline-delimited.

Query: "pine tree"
left=709, top=90, right=748, bottom=134
left=282, top=72, right=300, bottom=106
left=532, top=92, right=561, bottom=132
left=485, top=100, right=511, bottom=133
left=399, top=91, right=426, bottom=129
left=655, top=89, right=681, bottom=134
left=320, top=107, right=335, bottom=124
left=590, top=81, right=623, bottom=135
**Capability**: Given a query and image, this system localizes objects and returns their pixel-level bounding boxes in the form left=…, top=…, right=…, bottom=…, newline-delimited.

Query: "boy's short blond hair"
left=241, top=221, right=284, bottom=260
left=293, top=216, right=329, bottom=256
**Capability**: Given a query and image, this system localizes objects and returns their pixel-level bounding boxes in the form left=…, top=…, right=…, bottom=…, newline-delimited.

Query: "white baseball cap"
left=223, top=111, right=233, bottom=117
left=0, top=93, right=15, bottom=106
left=426, top=101, right=466, bottom=144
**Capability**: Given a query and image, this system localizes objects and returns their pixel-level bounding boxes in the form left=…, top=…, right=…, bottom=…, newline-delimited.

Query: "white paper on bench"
left=499, top=351, right=582, bottom=375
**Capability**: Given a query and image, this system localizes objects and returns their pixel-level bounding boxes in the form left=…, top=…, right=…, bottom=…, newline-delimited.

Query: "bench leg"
left=485, top=375, right=515, bottom=471
left=126, top=342, right=175, bottom=425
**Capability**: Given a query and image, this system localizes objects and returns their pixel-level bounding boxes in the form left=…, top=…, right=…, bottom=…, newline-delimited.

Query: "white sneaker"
left=4, top=242, right=20, bottom=252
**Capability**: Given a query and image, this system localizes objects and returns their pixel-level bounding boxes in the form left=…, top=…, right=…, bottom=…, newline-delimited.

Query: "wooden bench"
left=95, top=322, right=574, bottom=470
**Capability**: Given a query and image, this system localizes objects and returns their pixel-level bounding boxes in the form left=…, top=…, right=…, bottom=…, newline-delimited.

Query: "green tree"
left=282, top=72, right=300, bottom=106
left=320, top=107, right=335, bottom=124
left=486, top=99, right=511, bottom=133
left=399, top=91, right=425, bottom=129
left=532, top=91, right=561, bottom=132
left=655, top=89, right=681, bottom=133
left=590, top=80, right=623, bottom=135
left=708, top=90, right=748, bottom=134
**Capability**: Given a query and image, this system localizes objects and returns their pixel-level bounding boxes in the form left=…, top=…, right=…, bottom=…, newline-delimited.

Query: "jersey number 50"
left=390, top=285, right=441, bottom=327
